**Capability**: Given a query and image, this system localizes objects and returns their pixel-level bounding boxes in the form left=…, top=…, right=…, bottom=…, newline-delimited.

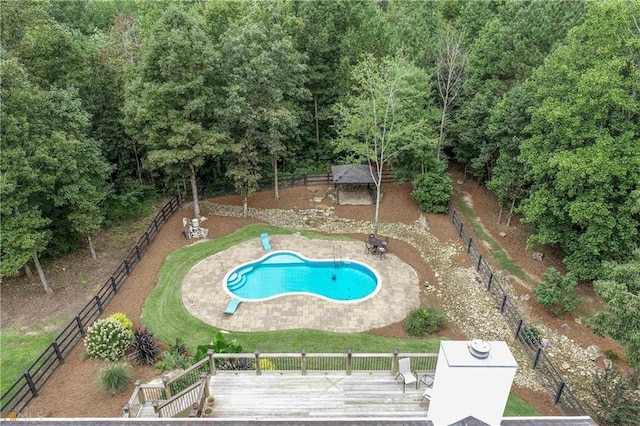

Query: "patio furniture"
left=377, top=246, right=386, bottom=259
left=395, top=358, right=418, bottom=393
left=420, top=387, right=433, bottom=406
left=419, top=373, right=434, bottom=388
left=364, top=241, right=376, bottom=255
left=220, top=299, right=242, bottom=315
left=261, top=233, right=272, bottom=251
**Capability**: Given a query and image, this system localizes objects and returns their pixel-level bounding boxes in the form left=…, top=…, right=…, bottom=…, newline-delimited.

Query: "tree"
left=589, top=365, right=640, bottom=425
left=225, top=132, right=261, bottom=219
left=218, top=8, right=308, bottom=199
left=435, top=24, right=467, bottom=160
left=533, top=268, right=581, bottom=317
left=519, top=0, right=640, bottom=279
left=334, top=54, right=430, bottom=234
left=591, top=250, right=640, bottom=366
left=124, top=7, right=226, bottom=218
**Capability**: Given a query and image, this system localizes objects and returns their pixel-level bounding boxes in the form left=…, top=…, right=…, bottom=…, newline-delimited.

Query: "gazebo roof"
left=331, top=164, right=375, bottom=184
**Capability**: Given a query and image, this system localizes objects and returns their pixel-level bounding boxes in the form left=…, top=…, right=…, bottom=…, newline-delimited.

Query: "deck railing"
left=1, top=194, right=182, bottom=417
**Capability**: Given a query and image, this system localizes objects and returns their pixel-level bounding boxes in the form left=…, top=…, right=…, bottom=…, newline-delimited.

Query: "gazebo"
left=331, top=164, right=376, bottom=205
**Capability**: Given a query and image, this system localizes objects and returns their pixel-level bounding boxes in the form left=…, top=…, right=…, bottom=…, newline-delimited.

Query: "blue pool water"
left=224, top=251, right=380, bottom=303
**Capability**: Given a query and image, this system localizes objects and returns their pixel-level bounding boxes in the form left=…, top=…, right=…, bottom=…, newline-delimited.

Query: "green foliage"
left=522, top=325, right=542, bottom=346
left=403, top=307, right=446, bottom=336
left=130, top=328, right=161, bottom=366
left=533, top=268, right=581, bottom=317
left=84, top=318, right=133, bottom=362
left=589, top=366, right=640, bottom=426
left=590, top=251, right=640, bottom=366
left=604, top=349, right=620, bottom=362
left=96, top=362, right=133, bottom=394
left=193, top=331, right=243, bottom=364
left=107, top=312, right=133, bottom=333
left=154, top=351, right=191, bottom=373
left=411, top=160, right=452, bottom=213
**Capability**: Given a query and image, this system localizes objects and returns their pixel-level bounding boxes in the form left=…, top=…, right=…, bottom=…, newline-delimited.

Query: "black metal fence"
left=449, top=205, right=587, bottom=416
left=1, top=194, right=182, bottom=416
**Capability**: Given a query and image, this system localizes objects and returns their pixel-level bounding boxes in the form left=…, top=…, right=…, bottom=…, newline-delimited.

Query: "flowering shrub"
left=107, top=312, right=134, bottom=332
left=84, top=318, right=133, bottom=361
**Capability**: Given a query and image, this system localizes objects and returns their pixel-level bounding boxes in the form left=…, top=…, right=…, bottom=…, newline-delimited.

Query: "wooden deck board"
left=207, top=372, right=430, bottom=419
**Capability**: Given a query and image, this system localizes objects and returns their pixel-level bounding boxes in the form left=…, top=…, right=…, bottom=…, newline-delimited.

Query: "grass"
left=455, top=198, right=531, bottom=284
left=0, top=331, right=55, bottom=394
left=504, top=391, right=540, bottom=416
left=143, top=222, right=539, bottom=416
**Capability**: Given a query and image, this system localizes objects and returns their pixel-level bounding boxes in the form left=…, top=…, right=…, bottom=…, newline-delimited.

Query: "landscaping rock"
left=532, top=252, right=544, bottom=261
left=586, top=345, right=601, bottom=361
left=499, top=231, right=507, bottom=237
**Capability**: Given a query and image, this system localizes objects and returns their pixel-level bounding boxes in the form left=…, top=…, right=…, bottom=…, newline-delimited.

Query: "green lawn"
left=143, top=222, right=539, bottom=416
left=0, top=331, right=55, bottom=394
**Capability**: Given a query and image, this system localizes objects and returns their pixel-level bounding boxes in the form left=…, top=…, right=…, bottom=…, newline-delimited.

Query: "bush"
left=96, top=362, right=133, bottom=394
left=154, top=350, right=191, bottom=373
left=533, top=268, right=581, bottom=317
left=84, top=318, right=133, bottom=361
left=107, top=313, right=133, bottom=333
left=403, top=307, right=446, bottom=336
left=522, top=325, right=542, bottom=346
left=604, top=349, right=620, bottom=362
left=589, top=366, right=640, bottom=425
left=410, top=160, right=452, bottom=213
left=130, top=328, right=161, bottom=365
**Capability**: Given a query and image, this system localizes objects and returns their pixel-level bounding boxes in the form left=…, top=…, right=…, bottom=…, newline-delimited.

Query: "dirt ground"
left=1, top=168, right=623, bottom=418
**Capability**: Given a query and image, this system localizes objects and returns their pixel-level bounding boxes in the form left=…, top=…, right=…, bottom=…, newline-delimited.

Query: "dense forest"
left=1, top=1, right=639, bottom=363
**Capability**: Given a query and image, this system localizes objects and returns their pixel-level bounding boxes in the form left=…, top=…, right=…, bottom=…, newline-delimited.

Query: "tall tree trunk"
left=88, top=235, right=97, bottom=260
left=189, top=162, right=201, bottom=218
left=33, top=254, right=53, bottom=294
left=437, top=104, right=448, bottom=161
left=497, top=206, right=503, bottom=224
left=243, top=196, right=248, bottom=219
left=314, top=94, right=320, bottom=146
left=273, top=157, right=280, bottom=200
left=506, top=197, right=516, bottom=227
left=132, top=139, right=143, bottom=185
left=24, top=263, right=33, bottom=277
left=373, top=182, right=381, bottom=235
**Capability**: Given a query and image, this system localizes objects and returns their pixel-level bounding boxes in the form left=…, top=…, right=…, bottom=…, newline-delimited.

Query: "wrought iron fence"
left=448, top=205, right=587, bottom=416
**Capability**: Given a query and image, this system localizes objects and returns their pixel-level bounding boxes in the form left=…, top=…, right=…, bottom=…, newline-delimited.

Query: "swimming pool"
left=223, top=250, right=381, bottom=303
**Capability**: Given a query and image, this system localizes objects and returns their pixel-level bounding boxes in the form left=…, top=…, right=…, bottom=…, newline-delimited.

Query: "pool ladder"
left=333, top=245, right=343, bottom=268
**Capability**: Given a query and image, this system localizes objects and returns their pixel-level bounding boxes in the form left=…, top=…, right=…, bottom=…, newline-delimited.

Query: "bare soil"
left=1, top=170, right=624, bottom=418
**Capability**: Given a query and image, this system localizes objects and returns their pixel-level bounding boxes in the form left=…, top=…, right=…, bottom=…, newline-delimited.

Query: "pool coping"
left=181, top=234, right=420, bottom=333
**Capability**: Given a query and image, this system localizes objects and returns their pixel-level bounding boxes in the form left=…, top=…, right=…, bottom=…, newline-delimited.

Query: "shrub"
left=589, top=366, right=640, bottom=425
left=604, top=349, right=620, bottom=362
left=533, top=268, right=581, bottom=317
left=410, top=160, right=453, bottom=214
left=403, top=307, right=446, bottom=336
left=522, top=325, right=542, bottom=346
left=107, top=312, right=134, bottom=333
left=154, top=350, right=191, bottom=373
left=96, top=362, right=133, bottom=394
left=84, top=318, right=133, bottom=361
left=130, top=328, right=161, bottom=365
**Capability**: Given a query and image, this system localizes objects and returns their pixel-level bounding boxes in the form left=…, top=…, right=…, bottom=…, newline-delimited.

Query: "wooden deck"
left=205, top=372, right=430, bottom=420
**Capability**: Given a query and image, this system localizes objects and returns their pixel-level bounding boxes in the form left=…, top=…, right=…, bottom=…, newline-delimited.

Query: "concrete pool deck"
left=182, top=234, right=420, bottom=333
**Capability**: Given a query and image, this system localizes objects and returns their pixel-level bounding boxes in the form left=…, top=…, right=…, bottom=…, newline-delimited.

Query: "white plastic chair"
left=395, top=358, right=418, bottom=393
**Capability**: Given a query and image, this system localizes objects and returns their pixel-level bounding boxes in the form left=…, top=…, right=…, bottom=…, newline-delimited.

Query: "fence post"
left=177, top=190, right=182, bottom=207
left=476, top=254, right=483, bottom=271
left=154, top=217, right=159, bottom=233
left=122, top=403, right=130, bottom=418
left=533, top=348, right=542, bottom=369
left=459, top=221, right=464, bottom=237
left=135, top=244, right=141, bottom=261
left=255, top=350, right=262, bottom=376
left=145, top=231, right=150, bottom=247
left=515, top=319, right=524, bottom=339
left=500, top=295, right=508, bottom=312
left=346, top=349, right=353, bottom=376
left=75, top=316, right=85, bottom=337
left=134, top=380, right=144, bottom=403
left=554, top=381, right=566, bottom=404
left=110, top=276, right=118, bottom=293
left=24, top=371, right=38, bottom=397
left=487, top=273, right=493, bottom=291
left=451, top=208, right=456, bottom=224
left=52, top=341, right=64, bottom=363
left=124, top=259, right=130, bottom=275
left=467, top=238, right=473, bottom=253
left=200, top=372, right=209, bottom=398
left=207, top=349, right=216, bottom=375
left=392, top=349, right=399, bottom=375
left=301, top=348, right=307, bottom=376
left=162, top=375, right=172, bottom=398
left=94, top=295, right=103, bottom=313
left=152, top=400, right=160, bottom=416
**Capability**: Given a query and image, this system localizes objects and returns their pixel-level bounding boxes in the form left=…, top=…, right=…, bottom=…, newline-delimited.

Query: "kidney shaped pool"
left=223, top=250, right=381, bottom=303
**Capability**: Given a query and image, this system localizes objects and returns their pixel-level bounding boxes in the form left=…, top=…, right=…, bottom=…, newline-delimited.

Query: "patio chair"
left=395, top=357, right=418, bottom=393
left=420, top=387, right=433, bottom=406
left=220, top=299, right=242, bottom=315
left=261, top=233, right=272, bottom=251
